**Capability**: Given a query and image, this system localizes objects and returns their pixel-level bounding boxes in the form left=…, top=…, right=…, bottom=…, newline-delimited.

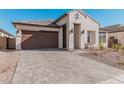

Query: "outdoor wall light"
left=70, top=29, right=74, bottom=33
left=81, top=30, right=84, bottom=34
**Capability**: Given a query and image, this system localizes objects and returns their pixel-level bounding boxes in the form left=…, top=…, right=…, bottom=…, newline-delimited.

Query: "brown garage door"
left=21, top=31, right=58, bottom=49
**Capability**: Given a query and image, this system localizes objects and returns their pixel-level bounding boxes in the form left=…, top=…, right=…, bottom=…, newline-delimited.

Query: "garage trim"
left=15, top=24, right=61, bottom=32
left=15, top=24, right=63, bottom=50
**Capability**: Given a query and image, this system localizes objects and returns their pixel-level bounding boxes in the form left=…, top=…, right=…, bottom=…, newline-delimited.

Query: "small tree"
left=99, top=41, right=104, bottom=50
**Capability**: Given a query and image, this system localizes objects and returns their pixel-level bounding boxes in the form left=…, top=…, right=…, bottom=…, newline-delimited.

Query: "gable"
left=68, top=10, right=100, bottom=26
left=52, top=9, right=100, bottom=28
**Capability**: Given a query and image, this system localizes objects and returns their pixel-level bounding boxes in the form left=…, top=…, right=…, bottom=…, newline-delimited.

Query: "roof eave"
left=0, top=29, right=13, bottom=37
left=51, top=13, right=68, bottom=24
left=108, top=30, right=124, bottom=33
left=12, top=22, right=61, bottom=28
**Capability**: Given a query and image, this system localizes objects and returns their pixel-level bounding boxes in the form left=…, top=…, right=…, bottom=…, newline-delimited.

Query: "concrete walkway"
left=12, top=50, right=124, bottom=84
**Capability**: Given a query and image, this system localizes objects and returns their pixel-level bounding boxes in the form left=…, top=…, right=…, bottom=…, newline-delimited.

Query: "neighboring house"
left=0, top=28, right=13, bottom=38
left=13, top=10, right=100, bottom=50
left=0, top=28, right=14, bottom=49
left=103, top=24, right=124, bottom=46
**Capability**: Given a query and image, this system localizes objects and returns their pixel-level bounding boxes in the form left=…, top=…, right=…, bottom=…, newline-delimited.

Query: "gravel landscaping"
left=0, top=50, right=20, bottom=84
left=78, top=49, right=124, bottom=70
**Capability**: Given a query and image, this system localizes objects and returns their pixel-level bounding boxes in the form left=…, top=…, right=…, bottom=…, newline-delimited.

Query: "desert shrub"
left=99, top=41, right=104, bottom=50
left=111, top=44, right=122, bottom=50
left=117, top=44, right=122, bottom=50
left=111, top=44, right=115, bottom=49
left=115, top=44, right=119, bottom=50
left=121, top=46, right=124, bottom=50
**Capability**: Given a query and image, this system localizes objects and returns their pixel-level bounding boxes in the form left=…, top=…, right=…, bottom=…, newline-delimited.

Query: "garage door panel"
left=21, top=31, right=58, bottom=49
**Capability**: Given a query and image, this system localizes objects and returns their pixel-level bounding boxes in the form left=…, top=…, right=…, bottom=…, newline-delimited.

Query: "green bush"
left=121, top=46, right=124, bottom=50
left=111, top=44, right=115, bottom=49
left=99, top=41, right=104, bottom=50
left=115, top=44, right=119, bottom=50
left=111, top=44, right=122, bottom=50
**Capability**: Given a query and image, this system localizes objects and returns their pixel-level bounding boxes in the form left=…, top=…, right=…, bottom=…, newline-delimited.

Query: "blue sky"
left=1, top=9, right=124, bottom=36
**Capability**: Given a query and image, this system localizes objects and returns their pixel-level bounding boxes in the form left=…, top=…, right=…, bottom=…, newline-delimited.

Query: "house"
left=13, top=10, right=100, bottom=50
left=0, top=28, right=13, bottom=38
left=0, top=28, right=14, bottom=49
left=103, top=24, right=124, bottom=47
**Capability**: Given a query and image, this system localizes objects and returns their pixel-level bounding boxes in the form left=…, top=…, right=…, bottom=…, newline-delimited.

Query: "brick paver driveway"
left=12, top=49, right=124, bottom=84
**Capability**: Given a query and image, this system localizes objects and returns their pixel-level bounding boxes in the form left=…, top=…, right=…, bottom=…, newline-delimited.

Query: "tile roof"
left=99, top=28, right=110, bottom=32
left=14, top=20, right=54, bottom=25
left=104, top=24, right=123, bottom=29
left=104, top=24, right=124, bottom=32
left=12, top=20, right=60, bottom=27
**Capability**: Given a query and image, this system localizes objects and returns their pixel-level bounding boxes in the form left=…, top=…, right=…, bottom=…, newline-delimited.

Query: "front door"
left=74, top=24, right=80, bottom=49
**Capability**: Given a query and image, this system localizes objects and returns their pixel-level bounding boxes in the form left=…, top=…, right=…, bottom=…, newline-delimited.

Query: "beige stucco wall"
left=105, top=32, right=108, bottom=47
left=16, top=29, right=22, bottom=50
left=108, top=32, right=124, bottom=46
left=15, top=24, right=62, bottom=50
left=56, top=10, right=99, bottom=50
left=15, top=24, right=61, bottom=32
left=58, top=28, right=63, bottom=48
left=56, top=15, right=70, bottom=50
left=68, top=10, right=99, bottom=50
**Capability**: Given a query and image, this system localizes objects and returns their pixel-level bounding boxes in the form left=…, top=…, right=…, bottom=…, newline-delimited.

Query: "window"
left=87, top=31, right=95, bottom=44
left=99, top=32, right=106, bottom=43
